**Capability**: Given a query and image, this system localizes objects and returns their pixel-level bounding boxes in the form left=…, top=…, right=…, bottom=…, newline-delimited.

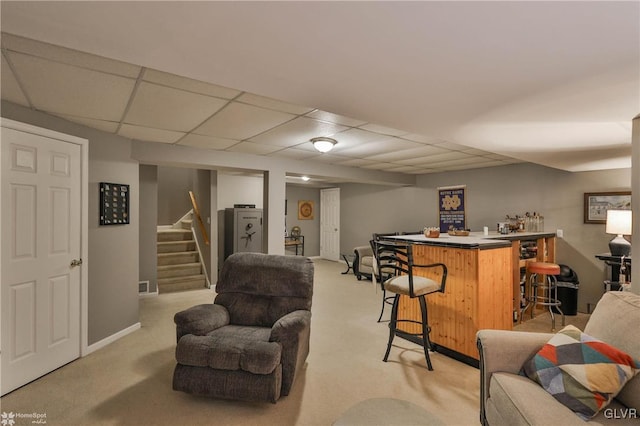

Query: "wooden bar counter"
left=384, top=232, right=554, bottom=363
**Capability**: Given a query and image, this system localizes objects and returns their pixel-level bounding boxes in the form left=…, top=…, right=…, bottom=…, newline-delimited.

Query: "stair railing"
left=188, top=191, right=210, bottom=246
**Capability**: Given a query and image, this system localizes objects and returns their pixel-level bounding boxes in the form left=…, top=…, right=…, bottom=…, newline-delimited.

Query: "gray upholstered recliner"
left=172, top=252, right=314, bottom=403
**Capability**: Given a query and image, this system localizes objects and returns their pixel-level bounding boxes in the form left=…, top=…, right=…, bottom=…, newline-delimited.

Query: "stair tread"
left=158, top=262, right=201, bottom=270
left=158, top=251, right=197, bottom=256
left=158, top=274, right=205, bottom=283
left=157, top=241, right=195, bottom=247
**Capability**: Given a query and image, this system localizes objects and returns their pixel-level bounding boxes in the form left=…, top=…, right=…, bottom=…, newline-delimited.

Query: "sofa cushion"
left=176, top=333, right=281, bottom=375
left=584, top=291, right=640, bottom=411
left=521, top=325, right=640, bottom=420
left=489, top=372, right=585, bottom=425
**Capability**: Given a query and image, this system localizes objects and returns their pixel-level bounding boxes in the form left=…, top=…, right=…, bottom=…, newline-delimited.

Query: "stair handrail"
left=188, top=191, right=210, bottom=246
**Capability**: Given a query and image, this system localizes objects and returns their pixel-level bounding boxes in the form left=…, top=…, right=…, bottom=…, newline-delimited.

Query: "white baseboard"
left=83, top=322, right=141, bottom=356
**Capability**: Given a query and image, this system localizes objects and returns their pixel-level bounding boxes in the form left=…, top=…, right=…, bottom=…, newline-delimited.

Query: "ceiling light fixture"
left=311, top=137, right=337, bottom=153
left=301, top=176, right=310, bottom=181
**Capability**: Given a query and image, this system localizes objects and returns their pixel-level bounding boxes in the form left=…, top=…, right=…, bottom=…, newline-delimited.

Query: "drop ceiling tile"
left=460, top=148, right=489, bottom=156
left=395, top=151, right=473, bottom=166
left=364, top=145, right=451, bottom=162
left=431, top=162, right=499, bottom=171
left=337, top=137, right=422, bottom=157
left=143, top=69, right=241, bottom=99
left=194, top=102, right=295, bottom=140
left=359, top=162, right=399, bottom=170
left=335, top=158, right=379, bottom=167
left=236, top=93, right=314, bottom=115
left=1, top=54, right=29, bottom=106
left=358, top=123, right=409, bottom=137
left=426, top=156, right=491, bottom=167
left=433, top=141, right=471, bottom=151
left=406, top=168, right=437, bottom=174
left=9, top=52, right=134, bottom=121
left=2, top=33, right=140, bottom=78
left=177, top=134, right=238, bottom=150
left=118, top=124, right=184, bottom=143
left=329, top=128, right=390, bottom=152
left=124, top=81, right=228, bottom=131
left=401, top=133, right=444, bottom=144
left=268, top=148, right=319, bottom=160
left=249, top=117, right=348, bottom=147
left=226, top=141, right=282, bottom=155
left=305, top=110, right=368, bottom=127
left=307, top=153, right=351, bottom=163
left=385, top=165, right=425, bottom=173
left=52, top=113, right=119, bottom=133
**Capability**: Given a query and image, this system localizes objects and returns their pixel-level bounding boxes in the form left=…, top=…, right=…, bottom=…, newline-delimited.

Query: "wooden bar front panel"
left=397, top=244, right=512, bottom=360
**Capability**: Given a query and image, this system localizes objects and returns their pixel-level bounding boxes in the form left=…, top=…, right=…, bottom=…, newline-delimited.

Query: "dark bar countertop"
left=385, top=231, right=556, bottom=250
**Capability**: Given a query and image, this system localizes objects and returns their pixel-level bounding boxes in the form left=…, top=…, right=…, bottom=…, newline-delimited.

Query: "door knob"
left=70, top=258, right=83, bottom=267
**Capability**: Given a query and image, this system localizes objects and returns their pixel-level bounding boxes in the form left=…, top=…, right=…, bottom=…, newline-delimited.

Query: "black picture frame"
left=100, top=182, right=130, bottom=225
left=583, top=191, right=631, bottom=224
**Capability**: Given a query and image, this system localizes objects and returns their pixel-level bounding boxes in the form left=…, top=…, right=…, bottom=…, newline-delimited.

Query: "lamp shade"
left=311, top=137, right=337, bottom=153
left=605, top=210, right=632, bottom=235
left=606, top=209, right=632, bottom=257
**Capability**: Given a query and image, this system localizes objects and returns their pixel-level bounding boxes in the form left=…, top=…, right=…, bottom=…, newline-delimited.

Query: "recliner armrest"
left=174, top=303, right=230, bottom=341
left=269, top=310, right=311, bottom=341
left=353, top=245, right=373, bottom=259
left=476, top=329, right=551, bottom=425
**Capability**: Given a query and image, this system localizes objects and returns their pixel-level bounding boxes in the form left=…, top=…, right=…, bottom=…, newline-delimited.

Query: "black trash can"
left=554, top=281, right=578, bottom=316
left=552, top=264, right=579, bottom=316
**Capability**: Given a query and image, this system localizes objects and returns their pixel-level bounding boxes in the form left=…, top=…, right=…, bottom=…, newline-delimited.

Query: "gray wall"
left=339, top=163, right=632, bottom=314
left=139, top=165, right=158, bottom=293
left=285, top=185, right=321, bottom=257
left=2, top=101, right=140, bottom=346
left=157, top=166, right=197, bottom=225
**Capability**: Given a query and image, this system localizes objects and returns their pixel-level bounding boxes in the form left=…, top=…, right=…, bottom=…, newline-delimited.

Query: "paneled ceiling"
left=1, top=2, right=638, bottom=179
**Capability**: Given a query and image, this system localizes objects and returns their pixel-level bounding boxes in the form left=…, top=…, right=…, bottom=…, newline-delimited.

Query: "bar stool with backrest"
left=372, top=239, right=447, bottom=370
left=369, top=238, right=395, bottom=322
left=521, top=261, right=565, bottom=331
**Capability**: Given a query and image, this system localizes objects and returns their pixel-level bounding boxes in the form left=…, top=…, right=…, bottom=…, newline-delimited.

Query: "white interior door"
left=320, top=188, right=340, bottom=261
left=1, top=123, right=82, bottom=395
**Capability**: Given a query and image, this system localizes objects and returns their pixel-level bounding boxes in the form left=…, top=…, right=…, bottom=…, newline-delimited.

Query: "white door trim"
left=0, top=118, right=89, bottom=357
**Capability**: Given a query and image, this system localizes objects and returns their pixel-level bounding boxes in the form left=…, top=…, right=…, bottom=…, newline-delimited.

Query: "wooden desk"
left=284, top=236, right=304, bottom=255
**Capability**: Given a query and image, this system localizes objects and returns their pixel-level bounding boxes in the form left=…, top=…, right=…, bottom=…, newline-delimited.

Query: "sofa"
left=172, top=252, right=314, bottom=403
left=477, top=291, right=640, bottom=425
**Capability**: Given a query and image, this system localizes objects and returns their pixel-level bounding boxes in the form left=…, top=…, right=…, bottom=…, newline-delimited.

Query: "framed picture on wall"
left=583, top=191, right=631, bottom=224
left=298, top=200, right=314, bottom=220
left=100, top=182, right=130, bottom=225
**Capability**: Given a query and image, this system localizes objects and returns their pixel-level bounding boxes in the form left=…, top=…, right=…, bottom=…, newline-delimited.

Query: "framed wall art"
left=298, top=200, right=314, bottom=220
left=438, top=185, right=466, bottom=232
left=583, top=191, right=631, bottom=224
left=100, top=182, right=130, bottom=225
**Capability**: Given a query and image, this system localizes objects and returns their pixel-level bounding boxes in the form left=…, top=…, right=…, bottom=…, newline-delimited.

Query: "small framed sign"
left=100, top=182, right=130, bottom=225
left=438, top=185, right=466, bottom=232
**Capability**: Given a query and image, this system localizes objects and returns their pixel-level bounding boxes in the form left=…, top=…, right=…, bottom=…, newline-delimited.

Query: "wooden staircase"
left=157, top=219, right=206, bottom=293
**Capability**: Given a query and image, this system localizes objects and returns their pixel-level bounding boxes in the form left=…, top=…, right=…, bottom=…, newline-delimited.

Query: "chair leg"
left=419, top=296, right=434, bottom=371
left=383, top=294, right=399, bottom=362
left=377, top=287, right=387, bottom=322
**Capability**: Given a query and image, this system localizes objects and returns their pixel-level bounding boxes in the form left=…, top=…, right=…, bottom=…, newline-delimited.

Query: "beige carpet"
left=0, top=259, right=589, bottom=426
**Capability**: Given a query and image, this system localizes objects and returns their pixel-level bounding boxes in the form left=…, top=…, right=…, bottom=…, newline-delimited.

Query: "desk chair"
left=372, top=240, right=447, bottom=370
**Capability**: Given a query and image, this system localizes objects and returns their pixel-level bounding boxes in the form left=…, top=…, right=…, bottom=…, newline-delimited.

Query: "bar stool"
left=521, top=261, right=565, bottom=330
left=372, top=240, right=447, bottom=370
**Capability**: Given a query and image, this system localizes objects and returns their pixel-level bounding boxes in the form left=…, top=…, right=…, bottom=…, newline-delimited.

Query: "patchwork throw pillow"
left=521, top=325, right=640, bottom=420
